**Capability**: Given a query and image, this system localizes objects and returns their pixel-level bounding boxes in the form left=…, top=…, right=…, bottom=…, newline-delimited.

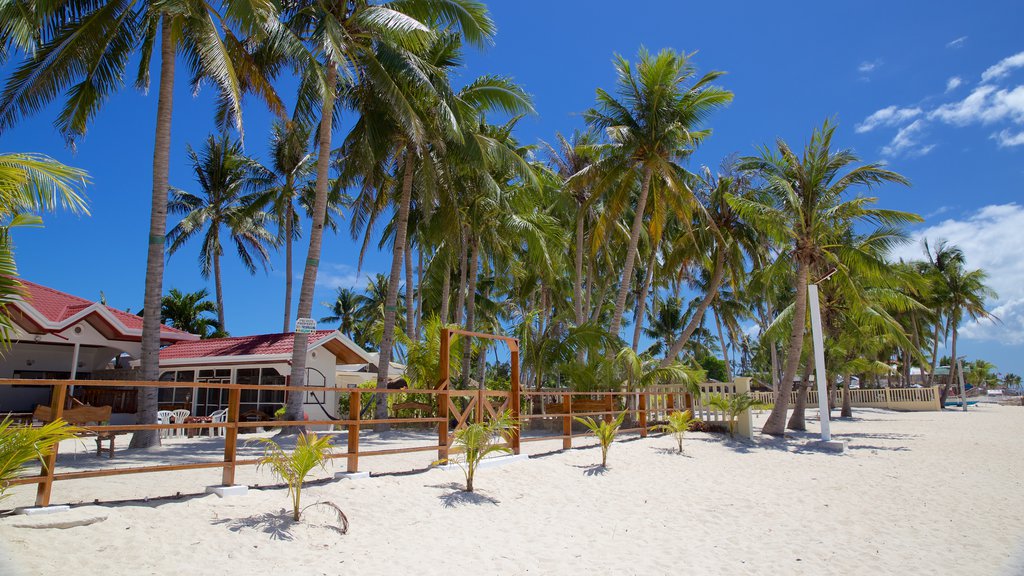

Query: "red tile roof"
left=17, top=279, right=195, bottom=340
left=160, top=330, right=337, bottom=360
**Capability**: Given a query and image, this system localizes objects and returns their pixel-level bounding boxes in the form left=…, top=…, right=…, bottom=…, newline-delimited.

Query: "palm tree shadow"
left=652, top=447, right=692, bottom=458
left=570, top=464, right=608, bottom=476
left=212, top=511, right=295, bottom=541
left=428, top=482, right=500, bottom=508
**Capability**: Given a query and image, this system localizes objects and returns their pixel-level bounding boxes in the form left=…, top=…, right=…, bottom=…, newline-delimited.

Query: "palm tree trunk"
left=132, top=16, right=175, bottom=450
left=282, top=200, right=293, bottom=333
left=584, top=254, right=594, bottom=319
left=213, top=243, right=225, bottom=331
left=788, top=355, right=814, bottom=431
left=573, top=211, right=585, bottom=326
left=374, top=145, right=416, bottom=428
left=659, top=246, right=727, bottom=367
left=405, top=235, right=414, bottom=337
left=840, top=371, right=853, bottom=418
left=462, top=236, right=480, bottom=388
left=926, top=321, right=941, bottom=387
left=763, top=259, right=809, bottom=436
left=415, top=246, right=423, bottom=337
left=941, top=323, right=959, bottom=406
left=714, top=307, right=732, bottom=382
left=454, top=229, right=468, bottom=326
left=282, top=62, right=338, bottom=432
left=631, top=258, right=655, bottom=352
left=439, top=256, right=451, bottom=324
left=609, top=166, right=653, bottom=338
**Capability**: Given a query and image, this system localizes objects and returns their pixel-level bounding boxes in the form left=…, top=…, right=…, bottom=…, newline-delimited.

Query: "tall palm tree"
left=939, top=261, right=997, bottom=405
left=160, top=288, right=222, bottom=339
left=166, top=134, right=278, bottom=332
left=581, top=47, right=732, bottom=339
left=278, top=0, right=496, bottom=430
left=0, top=0, right=283, bottom=448
left=730, top=120, right=917, bottom=435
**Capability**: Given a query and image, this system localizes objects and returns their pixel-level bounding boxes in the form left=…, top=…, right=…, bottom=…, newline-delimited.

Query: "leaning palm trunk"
left=213, top=243, right=225, bottom=330
left=374, top=147, right=416, bottom=428
left=573, top=211, right=585, bottom=326
left=763, top=260, right=809, bottom=435
left=132, top=17, right=176, bottom=450
left=439, top=258, right=451, bottom=323
left=282, top=201, right=294, bottom=332
left=659, top=246, right=727, bottom=366
left=462, top=237, right=480, bottom=388
left=927, top=322, right=941, bottom=387
left=405, top=237, right=414, bottom=337
left=454, top=230, right=468, bottom=326
left=631, top=259, right=655, bottom=352
left=609, top=167, right=653, bottom=338
left=283, top=63, right=338, bottom=433
left=714, top=308, right=732, bottom=382
left=940, top=325, right=959, bottom=406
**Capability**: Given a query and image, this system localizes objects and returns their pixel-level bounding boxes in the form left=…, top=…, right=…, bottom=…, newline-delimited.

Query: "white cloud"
left=981, top=51, right=1024, bottom=82
left=930, top=85, right=1024, bottom=126
left=314, top=263, right=368, bottom=290
left=946, top=36, right=968, bottom=49
left=946, top=76, right=962, bottom=92
left=994, top=129, right=1024, bottom=147
left=858, top=60, right=880, bottom=74
left=891, top=204, right=1024, bottom=345
left=855, top=105, right=922, bottom=133
left=881, top=120, right=934, bottom=157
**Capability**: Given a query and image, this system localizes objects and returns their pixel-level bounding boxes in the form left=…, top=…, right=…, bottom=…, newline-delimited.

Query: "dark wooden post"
left=639, top=392, right=648, bottom=438
left=476, top=386, right=484, bottom=424
left=667, top=392, right=676, bottom=414
left=35, top=382, right=68, bottom=507
left=509, top=343, right=521, bottom=455
left=562, top=392, right=572, bottom=450
left=437, top=328, right=450, bottom=461
left=347, top=390, right=360, bottom=473
left=222, top=387, right=240, bottom=486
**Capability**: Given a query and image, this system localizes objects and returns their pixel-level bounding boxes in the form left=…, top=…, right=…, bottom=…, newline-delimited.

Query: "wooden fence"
left=751, top=386, right=941, bottom=411
left=1, top=377, right=707, bottom=508
left=646, top=377, right=756, bottom=438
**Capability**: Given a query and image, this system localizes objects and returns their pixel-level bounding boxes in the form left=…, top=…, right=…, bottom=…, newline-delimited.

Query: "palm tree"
left=581, top=47, right=732, bottom=339
left=0, top=0, right=283, bottom=448
left=0, top=153, right=89, bottom=345
left=730, top=120, right=917, bottom=435
left=160, top=288, right=222, bottom=339
left=279, top=0, right=497, bottom=430
left=320, top=287, right=358, bottom=339
left=939, top=261, right=997, bottom=405
left=166, top=134, right=278, bottom=332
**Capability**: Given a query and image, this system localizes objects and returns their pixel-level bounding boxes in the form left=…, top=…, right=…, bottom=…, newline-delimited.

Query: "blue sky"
left=4, top=1, right=1023, bottom=375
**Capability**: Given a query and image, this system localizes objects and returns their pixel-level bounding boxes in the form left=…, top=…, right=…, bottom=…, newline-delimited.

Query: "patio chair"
left=209, top=409, right=228, bottom=437
left=157, top=410, right=173, bottom=439
left=171, top=409, right=191, bottom=438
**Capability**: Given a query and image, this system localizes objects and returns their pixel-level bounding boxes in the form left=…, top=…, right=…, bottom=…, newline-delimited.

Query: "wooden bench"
left=33, top=404, right=121, bottom=459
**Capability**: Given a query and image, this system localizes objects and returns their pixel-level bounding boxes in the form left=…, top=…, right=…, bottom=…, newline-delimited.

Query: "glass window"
left=176, top=370, right=195, bottom=383
left=236, top=368, right=259, bottom=385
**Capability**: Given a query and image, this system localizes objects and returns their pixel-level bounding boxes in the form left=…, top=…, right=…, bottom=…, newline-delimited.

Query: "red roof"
left=16, top=279, right=196, bottom=340
left=160, top=330, right=337, bottom=360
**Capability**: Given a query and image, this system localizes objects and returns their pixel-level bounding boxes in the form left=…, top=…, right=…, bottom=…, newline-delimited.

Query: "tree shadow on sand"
left=212, top=511, right=296, bottom=541
left=428, top=482, right=500, bottom=508
left=570, top=463, right=609, bottom=476
left=651, top=447, right=693, bottom=458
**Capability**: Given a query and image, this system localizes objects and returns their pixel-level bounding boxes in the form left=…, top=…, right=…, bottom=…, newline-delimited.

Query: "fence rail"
left=0, top=377, right=741, bottom=508
left=750, top=386, right=940, bottom=411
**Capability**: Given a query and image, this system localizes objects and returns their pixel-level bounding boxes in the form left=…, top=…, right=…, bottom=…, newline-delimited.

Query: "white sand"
left=2, top=405, right=1023, bottom=575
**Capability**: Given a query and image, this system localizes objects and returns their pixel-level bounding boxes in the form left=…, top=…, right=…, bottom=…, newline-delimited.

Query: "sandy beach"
left=2, top=405, right=1023, bottom=575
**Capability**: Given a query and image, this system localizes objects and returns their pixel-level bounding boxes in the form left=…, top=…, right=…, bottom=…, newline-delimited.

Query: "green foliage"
left=697, top=355, right=728, bottom=382
left=0, top=417, right=80, bottom=500
left=706, top=392, right=767, bottom=438
left=161, top=288, right=222, bottom=338
left=652, top=409, right=696, bottom=453
left=253, top=432, right=334, bottom=521
left=575, top=411, right=627, bottom=467
left=440, top=410, right=515, bottom=493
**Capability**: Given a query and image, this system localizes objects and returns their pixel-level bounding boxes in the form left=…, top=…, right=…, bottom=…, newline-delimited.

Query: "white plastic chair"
left=171, top=409, right=191, bottom=438
left=209, top=409, right=228, bottom=437
left=157, top=410, right=173, bottom=439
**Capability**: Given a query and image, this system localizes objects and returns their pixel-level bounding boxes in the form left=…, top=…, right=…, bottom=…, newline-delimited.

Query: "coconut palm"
left=938, top=262, right=997, bottom=404
left=730, top=120, right=917, bottom=435
left=166, top=134, right=278, bottom=332
left=160, top=288, right=222, bottom=339
left=0, top=0, right=283, bottom=449
left=580, top=47, right=733, bottom=339
left=320, top=287, right=359, bottom=338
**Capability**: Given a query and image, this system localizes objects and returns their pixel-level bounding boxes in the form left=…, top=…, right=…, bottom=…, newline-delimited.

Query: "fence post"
left=437, top=329, right=450, bottom=462
left=884, top=386, right=893, bottom=410
left=735, top=377, right=754, bottom=440
left=35, top=382, right=68, bottom=507
left=476, top=386, right=484, bottom=424
left=639, top=392, right=648, bottom=438
left=347, top=390, right=360, bottom=473
left=667, top=393, right=676, bottom=415
left=562, top=393, right=572, bottom=450
left=222, top=387, right=240, bottom=486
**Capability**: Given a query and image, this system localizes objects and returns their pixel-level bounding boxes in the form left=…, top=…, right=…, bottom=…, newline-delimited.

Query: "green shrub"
left=253, top=432, right=334, bottom=521
left=438, top=410, right=514, bottom=492
left=575, top=411, right=626, bottom=467
left=652, top=409, right=696, bottom=453
left=706, top=392, right=767, bottom=437
left=0, top=416, right=80, bottom=500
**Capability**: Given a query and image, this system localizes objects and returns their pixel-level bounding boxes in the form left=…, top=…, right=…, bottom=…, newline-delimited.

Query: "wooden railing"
left=2, top=378, right=716, bottom=508
left=750, top=386, right=941, bottom=411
